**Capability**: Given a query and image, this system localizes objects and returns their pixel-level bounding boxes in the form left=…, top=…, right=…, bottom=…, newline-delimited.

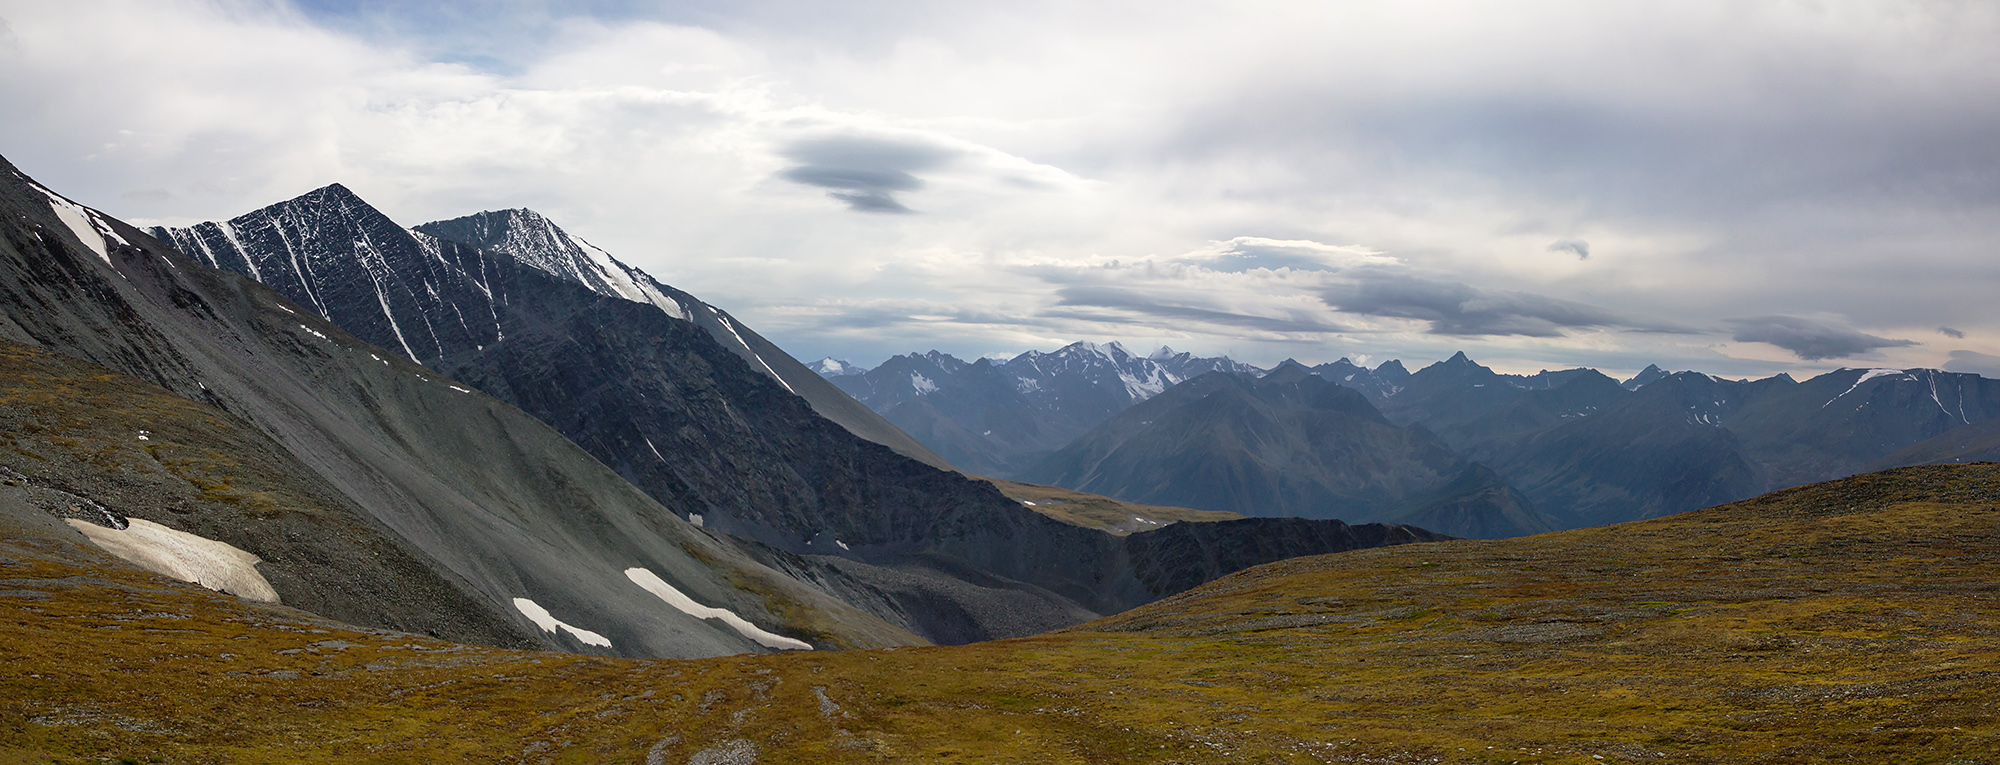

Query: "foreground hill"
left=7, top=463, right=1992, bottom=762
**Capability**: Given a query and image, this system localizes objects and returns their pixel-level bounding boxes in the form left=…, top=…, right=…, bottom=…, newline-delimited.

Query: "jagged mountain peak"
left=1262, top=359, right=1315, bottom=383
left=1418, top=351, right=1498, bottom=379
left=414, top=207, right=694, bottom=322
left=1622, top=363, right=1668, bottom=390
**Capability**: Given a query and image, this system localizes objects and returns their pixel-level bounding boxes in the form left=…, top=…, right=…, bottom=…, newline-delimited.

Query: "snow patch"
left=688, top=513, right=703, bottom=527
left=448, top=385, right=473, bottom=394
left=911, top=373, right=938, bottom=395
left=32, top=184, right=111, bottom=265
left=1821, top=368, right=1909, bottom=409
left=835, top=539, right=849, bottom=551
left=623, top=567, right=812, bottom=651
left=67, top=518, right=279, bottom=603
left=511, top=597, right=612, bottom=647
left=714, top=314, right=796, bottom=395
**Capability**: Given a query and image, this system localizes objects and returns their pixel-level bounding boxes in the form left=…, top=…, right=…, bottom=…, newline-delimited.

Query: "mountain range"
left=2, top=156, right=1443, bottom=656
left=1021, top=362, right=1554, bottom=538
left=832, top=346, right=2000, bottom=537
left=828, top=342, right=1261, bottom=476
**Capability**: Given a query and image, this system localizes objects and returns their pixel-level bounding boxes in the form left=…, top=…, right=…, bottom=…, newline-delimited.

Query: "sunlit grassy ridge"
left=976, top=476, right=1242, bottom=535
left=4, top=464, right=1996, bottom=763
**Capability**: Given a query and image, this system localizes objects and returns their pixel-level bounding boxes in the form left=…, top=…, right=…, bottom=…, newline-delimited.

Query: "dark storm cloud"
left=1052, top=286, right=1348, bottom=333
left=1319, top=270, right=1676, bottom=337
left=777, top=135, right=957, bottom=214
left=1939, top=326, right=1966, bottom=339
left=1547, top=237, right=1589, bottom=259
left=1725, top=316, right=1916, bottom=361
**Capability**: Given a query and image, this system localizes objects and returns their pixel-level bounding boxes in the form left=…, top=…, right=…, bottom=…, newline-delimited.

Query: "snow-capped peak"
left=810, top=357, right=862, bottom=377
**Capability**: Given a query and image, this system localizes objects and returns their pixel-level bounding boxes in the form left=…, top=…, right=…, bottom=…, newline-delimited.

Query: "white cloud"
left=2, top=0, right=1995, bottom=376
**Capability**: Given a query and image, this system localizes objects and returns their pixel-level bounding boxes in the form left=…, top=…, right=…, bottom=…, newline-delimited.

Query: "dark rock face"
left=1022, top=366, right=1555, bottom=539
left=146, top=184, right=505, bottom=363
left=835, top=342, right=1263, bottom=477
left=410, top=209, right=951, bottom=471
left=1, top=157, right=917, bottom=658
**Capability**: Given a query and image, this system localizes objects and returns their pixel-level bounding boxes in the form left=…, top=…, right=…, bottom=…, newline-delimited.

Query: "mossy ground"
left=4, top=466, right=1998, bottom=762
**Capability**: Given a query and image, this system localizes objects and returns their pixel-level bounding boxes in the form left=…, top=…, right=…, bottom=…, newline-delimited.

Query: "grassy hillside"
left=976, top=476, right=1242, bottom=535
left=4, top=465, right=1998, bottom=762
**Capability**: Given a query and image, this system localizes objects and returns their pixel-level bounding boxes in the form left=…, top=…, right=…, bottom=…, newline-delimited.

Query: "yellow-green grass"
left=975, top=476, right=1242, bottom=535
left=5, top=466, right=1999, bottom=763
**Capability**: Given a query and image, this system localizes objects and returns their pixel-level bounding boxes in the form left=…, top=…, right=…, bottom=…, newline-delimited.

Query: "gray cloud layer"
left=1320, top=269, right=1676, bottom=337
left=1946, top=350, right=2000, bottom=377
left=777, top=135, right=955, bottom=213
left=1726, top=315, right=1916, bottom=361
left=1052, top=285, right=1349, bottom=334
left=1546, top=237, right=1589, bottom=259
left=9, top=1, right=1994, bottom=374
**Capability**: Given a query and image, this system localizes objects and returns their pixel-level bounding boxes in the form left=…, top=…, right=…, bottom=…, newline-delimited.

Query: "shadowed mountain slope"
left=1023, top=365, right=1553, bottom=538
left=833, top=342, right=1262, bottom=477
left=1475, top=367, right=2000, bottom=527
left=1871, top=415, right=2000, bottom=468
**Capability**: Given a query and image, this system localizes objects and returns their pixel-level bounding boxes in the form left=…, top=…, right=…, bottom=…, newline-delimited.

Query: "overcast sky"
left=4, top=0, right=1997, bottom=378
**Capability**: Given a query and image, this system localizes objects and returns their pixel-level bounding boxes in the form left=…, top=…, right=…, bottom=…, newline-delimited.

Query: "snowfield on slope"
left=511, top=597, right=613, bottom=647
left=67, top=518, right=280, bottom=603
left=624, top=567, right=812, bottom=651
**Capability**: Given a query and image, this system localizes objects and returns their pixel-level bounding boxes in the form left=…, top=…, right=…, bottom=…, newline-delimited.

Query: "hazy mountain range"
left=827, top=342, right=1261, bottom=476
left=829, top=346, right=2000, bottom=536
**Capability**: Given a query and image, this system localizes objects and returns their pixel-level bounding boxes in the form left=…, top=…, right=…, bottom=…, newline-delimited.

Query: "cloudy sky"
left=4, top=0, right=1997, bottom=378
